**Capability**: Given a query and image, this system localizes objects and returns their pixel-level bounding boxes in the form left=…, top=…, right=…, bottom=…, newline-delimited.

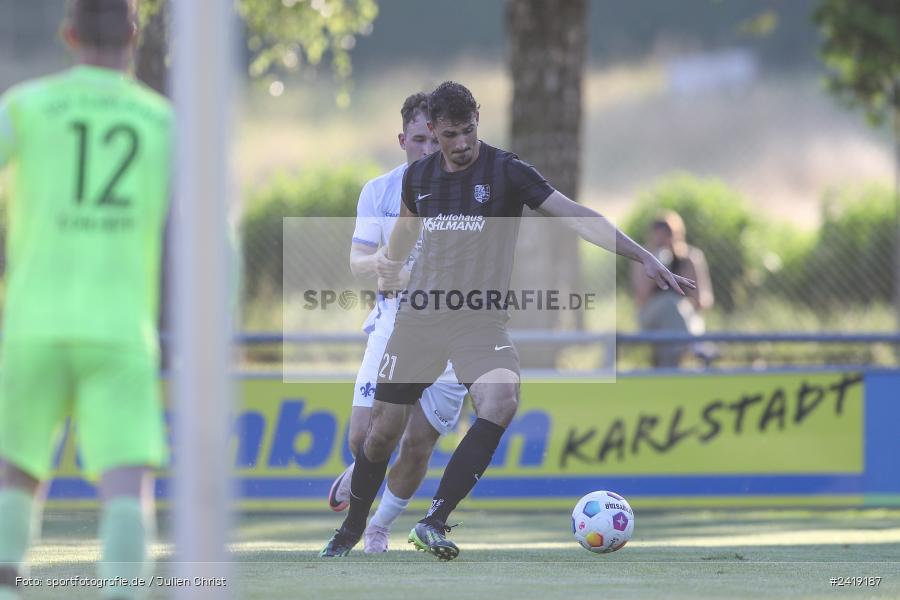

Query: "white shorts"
left=353, top=326, right=466, bottom=436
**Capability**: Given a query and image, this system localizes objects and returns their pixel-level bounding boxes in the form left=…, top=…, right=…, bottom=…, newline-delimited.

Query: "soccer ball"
left=571, top=490, right=634, bottom=554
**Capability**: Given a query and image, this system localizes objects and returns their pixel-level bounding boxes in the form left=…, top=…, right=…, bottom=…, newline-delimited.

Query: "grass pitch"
left=25, top=508, right=900, bottom=599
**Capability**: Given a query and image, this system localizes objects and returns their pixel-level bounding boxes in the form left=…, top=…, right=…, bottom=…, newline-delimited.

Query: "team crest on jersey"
left=473, top=184, right=492, bottom=203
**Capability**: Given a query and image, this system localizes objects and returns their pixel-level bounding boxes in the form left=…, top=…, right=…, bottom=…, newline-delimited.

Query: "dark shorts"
left=374, top=315, right=519, bottom=405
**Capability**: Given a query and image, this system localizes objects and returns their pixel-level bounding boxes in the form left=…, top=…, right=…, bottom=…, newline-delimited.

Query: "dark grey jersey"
left=397, top=141, right=554, bottom=322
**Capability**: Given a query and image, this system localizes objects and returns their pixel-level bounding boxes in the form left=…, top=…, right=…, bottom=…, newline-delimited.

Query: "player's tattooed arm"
left=350, top=242, right=382, bottom=278
left=378, top=201, right=420, bottom=290
left=536, top=190, right=696, bottom=295
left=352, top=243, right=411, bottom=292
left=536, top=190, right=643, bottom=258
left=374, top=246, right=411, bottom=291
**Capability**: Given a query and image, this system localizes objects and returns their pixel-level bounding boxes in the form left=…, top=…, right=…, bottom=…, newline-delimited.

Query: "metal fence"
left=237, top=188, right=899, bottom=325
left=234, top=176, right=899, bottom=371
left=233, top=330, right=900, bottom=375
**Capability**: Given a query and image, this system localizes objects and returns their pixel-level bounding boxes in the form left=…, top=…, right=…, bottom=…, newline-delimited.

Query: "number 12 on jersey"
left=70, top=121, right=139, bottom=207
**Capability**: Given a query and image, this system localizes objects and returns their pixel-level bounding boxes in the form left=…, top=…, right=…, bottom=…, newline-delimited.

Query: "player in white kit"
left=326, top=93, right=467, bottom=553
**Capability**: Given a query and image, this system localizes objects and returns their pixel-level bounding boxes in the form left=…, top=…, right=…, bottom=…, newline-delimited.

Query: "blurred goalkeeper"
left=0, top=1, right=171, bottom=598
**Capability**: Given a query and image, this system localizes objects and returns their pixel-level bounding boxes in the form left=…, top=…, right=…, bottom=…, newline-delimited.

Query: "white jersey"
left=352, top=162, right=406, bottom=249
left=352, top=163, right=413, bottom=335
left=351, top=163, right=459, bottom=390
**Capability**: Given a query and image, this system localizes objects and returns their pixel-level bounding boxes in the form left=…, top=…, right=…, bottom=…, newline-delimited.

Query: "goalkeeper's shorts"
left=0, top=340, right=167, bottom=481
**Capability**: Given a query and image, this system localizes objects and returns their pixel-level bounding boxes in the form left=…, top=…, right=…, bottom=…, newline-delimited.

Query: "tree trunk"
left=135, top=2, right=171, bottom=363
left=135, top=2, right=169, bottom=95
left=505, top=0, right=588, bottom=365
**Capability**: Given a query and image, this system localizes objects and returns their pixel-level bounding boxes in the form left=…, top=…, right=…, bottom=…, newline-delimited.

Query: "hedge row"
left=617, top=174, right=896, bottom=311
left=0, top=165, right=892, bottom=313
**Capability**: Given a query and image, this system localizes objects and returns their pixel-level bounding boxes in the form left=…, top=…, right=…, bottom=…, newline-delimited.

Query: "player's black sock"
left=344, top=449, right=389, bottom=534
left=426, top=418, right=505, bottom=524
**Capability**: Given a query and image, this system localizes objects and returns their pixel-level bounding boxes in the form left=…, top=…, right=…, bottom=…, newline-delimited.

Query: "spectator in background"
left=631, top=211, right=714, bottom=367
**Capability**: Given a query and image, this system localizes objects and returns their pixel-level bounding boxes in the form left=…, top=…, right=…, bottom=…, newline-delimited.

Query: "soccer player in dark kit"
left=320, top=81, right=695, bottom=559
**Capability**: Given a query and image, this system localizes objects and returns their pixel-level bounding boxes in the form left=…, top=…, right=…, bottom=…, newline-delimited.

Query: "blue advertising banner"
left=46, top=369, right=900, bottom=510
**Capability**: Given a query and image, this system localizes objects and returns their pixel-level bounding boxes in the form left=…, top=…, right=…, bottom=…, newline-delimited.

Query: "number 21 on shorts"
left=379, top=354, right=397, bottom=380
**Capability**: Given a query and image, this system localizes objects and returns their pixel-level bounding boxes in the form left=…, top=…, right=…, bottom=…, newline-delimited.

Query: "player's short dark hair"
left=428, top=81, right=479, bottom=125
left=400, top=92, right=429, bottom=131
left=68, top=0, right=136, bottom=51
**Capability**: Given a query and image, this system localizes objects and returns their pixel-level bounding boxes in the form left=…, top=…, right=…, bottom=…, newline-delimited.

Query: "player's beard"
left=450, top=148, right=472, bottom=166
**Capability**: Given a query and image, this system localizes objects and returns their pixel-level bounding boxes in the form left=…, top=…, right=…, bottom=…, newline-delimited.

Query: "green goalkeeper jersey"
left=0, top=65, right=172, bottom=350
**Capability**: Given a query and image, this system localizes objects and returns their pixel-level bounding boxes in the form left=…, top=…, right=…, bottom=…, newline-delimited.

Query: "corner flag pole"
left=171, top=0, right=235, bottom=596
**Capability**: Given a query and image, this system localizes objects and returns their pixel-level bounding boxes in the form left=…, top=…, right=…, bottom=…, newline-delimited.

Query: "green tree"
left=135, top=0, right=168, bottom=94
left=815, top=0, right=900, bottom=324
left=138, top=0, right=378, bottom=104
left=815, top=0, right=900, bottom=131
left=134, top=1, right=377, bottom=337
left=238, top=0, right=377, bottom=107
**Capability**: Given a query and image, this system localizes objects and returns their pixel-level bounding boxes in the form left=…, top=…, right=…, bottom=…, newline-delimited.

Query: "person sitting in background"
left=631, top=211, right=714, bottom=367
